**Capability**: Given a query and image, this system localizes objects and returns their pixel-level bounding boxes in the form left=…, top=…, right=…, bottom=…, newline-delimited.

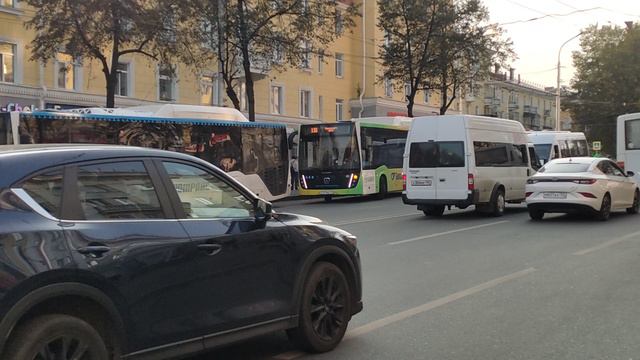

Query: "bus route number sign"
left=592, top=141, right=602, bottom=151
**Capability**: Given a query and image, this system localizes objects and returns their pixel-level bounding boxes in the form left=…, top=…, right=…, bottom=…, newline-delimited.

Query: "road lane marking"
left=332, top=213, right=419, bottom=226
left=573, top=229, right=640, bottom=255
left=345, top=267, right=537, bottom=338
left=387, top=220, right=510, bottom=246
left=272, top=351, right=306, bottom=360
left=268, top=267, right=536, bottom=359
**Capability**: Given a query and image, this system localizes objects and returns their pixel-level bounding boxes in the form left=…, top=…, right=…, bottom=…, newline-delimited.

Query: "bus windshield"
left=534, top=143, right=552, bottom=163
left=300, top=123, right=361, bottom=171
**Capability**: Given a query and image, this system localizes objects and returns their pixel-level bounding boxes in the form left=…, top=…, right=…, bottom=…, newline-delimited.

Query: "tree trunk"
left=106, top=76, right=116, bottom=108
left=225, top=84, right=241, bottom=110
left=237, top=0, right=256, bottom=121
left=406, top=92, right=415, bottom=117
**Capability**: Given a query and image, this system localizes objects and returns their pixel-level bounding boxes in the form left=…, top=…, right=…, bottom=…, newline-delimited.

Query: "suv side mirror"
left=627, top=171, right=635, bottom=177
left=256, top=198, right=273, bottom=221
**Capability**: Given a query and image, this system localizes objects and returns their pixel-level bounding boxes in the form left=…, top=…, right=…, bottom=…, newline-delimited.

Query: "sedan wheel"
left=288, top=262, right=351, bottom=353
left=596, top=193, right=611, bottom=221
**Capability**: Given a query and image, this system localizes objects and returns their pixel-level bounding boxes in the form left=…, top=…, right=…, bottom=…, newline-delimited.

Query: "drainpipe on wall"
left=39, top=62, right=46, bottom=110
left=358, top=0, right=366, bottom=118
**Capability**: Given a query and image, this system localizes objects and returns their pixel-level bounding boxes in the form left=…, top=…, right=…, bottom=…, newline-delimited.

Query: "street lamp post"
left=556, top=32, right=583, bottom=131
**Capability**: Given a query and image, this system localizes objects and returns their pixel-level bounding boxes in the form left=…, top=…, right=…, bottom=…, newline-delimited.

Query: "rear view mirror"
left=256, top=198, right=273, bottom=221
left=627, top=171, right=635, bottom=177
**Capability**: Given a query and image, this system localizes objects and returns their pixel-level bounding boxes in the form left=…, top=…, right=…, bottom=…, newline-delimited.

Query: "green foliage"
left=25, top=0, right=178, bottom=107
left=377, top=0, right=512, bottom=117
left=177, top=0, right=359, bottom=120
left=567, top=23, right=640, bottom=157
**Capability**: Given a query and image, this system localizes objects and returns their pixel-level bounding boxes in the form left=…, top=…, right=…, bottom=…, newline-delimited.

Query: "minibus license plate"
left=411, top=179, right=432, bottom=186
left=543, top=192, right=566, bottom=199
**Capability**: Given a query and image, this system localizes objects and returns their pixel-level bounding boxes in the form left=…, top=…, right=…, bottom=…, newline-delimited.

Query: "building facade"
left=1, top=1, right=550, bottom=130
left=463, top=69, right=557, bottom=130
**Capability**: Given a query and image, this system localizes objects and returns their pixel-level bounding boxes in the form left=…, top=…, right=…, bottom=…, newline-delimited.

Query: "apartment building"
left=464, top=68, right=557, bottom=130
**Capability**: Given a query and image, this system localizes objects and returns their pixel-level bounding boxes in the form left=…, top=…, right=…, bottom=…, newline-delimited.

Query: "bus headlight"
left=347, top=173, right=359, bottom=188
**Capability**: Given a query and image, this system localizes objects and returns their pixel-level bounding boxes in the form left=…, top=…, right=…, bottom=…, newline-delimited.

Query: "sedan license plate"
left=543, top=192, right=567, bottom=199
left=411, top=179, right=432, bottom=186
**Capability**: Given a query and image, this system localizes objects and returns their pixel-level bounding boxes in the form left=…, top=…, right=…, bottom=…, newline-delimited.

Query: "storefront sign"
left=1, top=102, right=40, bottom=112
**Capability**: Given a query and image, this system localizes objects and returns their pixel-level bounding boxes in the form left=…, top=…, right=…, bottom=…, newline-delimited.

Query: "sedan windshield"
left=539, top=162, right=591, bottom=173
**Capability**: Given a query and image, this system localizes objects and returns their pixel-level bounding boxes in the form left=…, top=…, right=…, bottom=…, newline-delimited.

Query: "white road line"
left=345, top=267, right=537, bottom=338
left=271, top=351, right=306, bottom=360
left=332, top=213, right=419, bottom=226
left=387, top=220, right=510, bottom=246
left=268, top=267, right=536, bottom=360
left=573, top=229, right=640, bottom=256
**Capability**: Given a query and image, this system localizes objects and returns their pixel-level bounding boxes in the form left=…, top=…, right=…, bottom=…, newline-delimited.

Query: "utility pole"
left=556, top=31, right=582, bottom=130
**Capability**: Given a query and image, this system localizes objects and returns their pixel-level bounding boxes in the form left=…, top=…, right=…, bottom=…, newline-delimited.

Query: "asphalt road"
left=193, top=194, right=640, bottom=360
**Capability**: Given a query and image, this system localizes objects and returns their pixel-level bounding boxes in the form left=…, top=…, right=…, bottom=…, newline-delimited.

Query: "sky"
left=483, top=0, right=640, bottom=88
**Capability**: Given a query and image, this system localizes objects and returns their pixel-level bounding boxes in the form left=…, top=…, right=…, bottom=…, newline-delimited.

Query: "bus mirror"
left=627, top=171, right=635, bottom=177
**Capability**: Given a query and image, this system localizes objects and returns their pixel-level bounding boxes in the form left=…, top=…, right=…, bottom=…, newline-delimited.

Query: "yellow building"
left=463, top=68, right=557, bottom=130
left=0, top=0, right=458, bottom=125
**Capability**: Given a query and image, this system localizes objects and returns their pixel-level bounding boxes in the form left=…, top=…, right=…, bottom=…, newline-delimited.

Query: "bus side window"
left=552, top=145, right=560, bottom=159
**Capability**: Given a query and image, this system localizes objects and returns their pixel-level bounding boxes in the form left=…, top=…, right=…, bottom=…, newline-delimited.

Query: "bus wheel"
left=324, top=195, right=333, bottom=202
left=377, top=176, right=388, bottom=199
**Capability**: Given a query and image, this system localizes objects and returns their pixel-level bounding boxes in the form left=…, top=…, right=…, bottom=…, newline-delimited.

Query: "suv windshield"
left=299, top=123, right=361, bottom=171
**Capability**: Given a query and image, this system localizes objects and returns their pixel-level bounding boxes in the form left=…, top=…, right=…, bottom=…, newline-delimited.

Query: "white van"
left=402, top=115, right=536, bottom=217
left=527, top=131, right=589, bottom=164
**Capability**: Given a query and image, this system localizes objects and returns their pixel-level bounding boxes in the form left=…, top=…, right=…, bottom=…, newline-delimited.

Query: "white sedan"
left=525, top=157, right=639, bottom=221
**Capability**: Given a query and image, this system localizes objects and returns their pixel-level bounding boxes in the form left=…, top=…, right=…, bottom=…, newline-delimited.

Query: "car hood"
left=274, top=212, right=324, bottom=224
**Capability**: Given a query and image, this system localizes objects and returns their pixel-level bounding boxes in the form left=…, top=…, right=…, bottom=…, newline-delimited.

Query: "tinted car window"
left=22, top=170, right=64, bottom=217
left=540, top=162, right=591, bottom=173
left=77, top=161, right=164, bottom=220
left=163, top=162, right=254, bottom=219
left=409, top=142, right=464, bottom=168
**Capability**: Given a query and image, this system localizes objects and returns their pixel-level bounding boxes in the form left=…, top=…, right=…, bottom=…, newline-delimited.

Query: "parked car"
left=0, top=144, right=362, bottom=359
left=525, top=157, right=640, bottom=221
left=403, top=115, right=538, bottom=217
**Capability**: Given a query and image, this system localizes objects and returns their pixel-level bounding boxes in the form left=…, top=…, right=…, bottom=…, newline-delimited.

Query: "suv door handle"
left=77, top=245, right=111, bottom=257
left=197, top=243, right=223, bottom=256
left=439, top=179, right=446, bottom=182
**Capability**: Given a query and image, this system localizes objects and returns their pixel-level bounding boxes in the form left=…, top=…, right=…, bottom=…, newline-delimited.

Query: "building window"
left=1, top=0, right=15, bottom=8
left=335, top=10, right=343, bottom=35
left=384, top=30, right=391, bottom=47
left=239, top=82, right=247, bottom=111
left=318, top=95, right=324, bottom=120
left=384, top=77, right=392, bottom=97
left=273, top=46, right=284, bottom=65
left=318, top=53, right=324, bottom=73
left=300, top=90, right=311, bottom=118
left=55, top=53, right=80, bottom=90
left=335, top=53, right=344, bottom=77
left=301, top=42, right=311, bottom=69
left=0, top=42, right=15, bottom=83
left=271, top=85, right=283, bottom=114
left=335, top=99, right=344, bottom=121
left=159, top=64, right=176, bottom=101
left=115, top=63, right=129, bottom=97
left=424, top=89, right=430, bottom=103
left=200, top=74, right=216, bottom=105
left=404, top=82, right=411, bottom=100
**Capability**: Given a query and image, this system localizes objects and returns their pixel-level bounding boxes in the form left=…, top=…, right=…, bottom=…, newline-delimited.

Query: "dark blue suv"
left=0, top=145, right=362, bottom=360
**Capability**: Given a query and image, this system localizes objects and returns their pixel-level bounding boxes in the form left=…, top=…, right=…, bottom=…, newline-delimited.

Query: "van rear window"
left=409, top=141, right=465, bottom=168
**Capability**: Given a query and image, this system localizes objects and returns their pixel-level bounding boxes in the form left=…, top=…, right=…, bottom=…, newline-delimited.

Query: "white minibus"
left=527, top=131, right=588, bottom=164
left=403, top=115, right=537, bottom=217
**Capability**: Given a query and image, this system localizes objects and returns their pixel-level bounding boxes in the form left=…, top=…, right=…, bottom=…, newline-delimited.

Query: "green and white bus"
left=298, top=117, right=411, bottom=200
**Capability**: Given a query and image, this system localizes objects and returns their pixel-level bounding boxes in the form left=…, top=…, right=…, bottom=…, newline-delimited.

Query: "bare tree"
left=177, top=0, right=358, bottom=121
left=25, top=0, right=178, bottom=108
left=378, top=0, right=513, bottom=117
